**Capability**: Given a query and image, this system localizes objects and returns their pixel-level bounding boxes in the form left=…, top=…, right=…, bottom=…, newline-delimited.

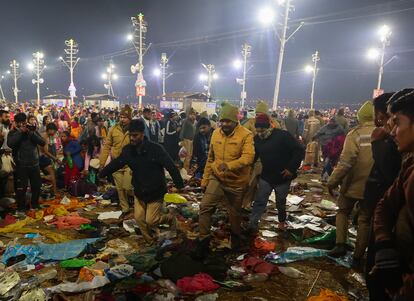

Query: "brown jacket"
left=202, top=124, right=255, bottom=188
left=327, top=122, right=375, bottom=199
left=99, top=124, right=130, bottom=167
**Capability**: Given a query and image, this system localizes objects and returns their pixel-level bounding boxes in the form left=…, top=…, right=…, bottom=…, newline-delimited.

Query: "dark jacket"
left=364, top=135, right=401, bottom=205
left=255, top=129, right=304, bottom=185
left=8, top=129, right=46, bottom=167
left=192, top=129, right=213, bottom=168
left=180, top=118, right=196, bottom=141
left=284, top=116, right=299, bottom=138
left=99, top=137, right=184, bottom=203
left=314, top=123, right=345, bottom=147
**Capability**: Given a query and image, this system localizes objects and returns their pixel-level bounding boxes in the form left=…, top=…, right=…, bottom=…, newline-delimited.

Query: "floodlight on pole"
left=261, top=0, right=304, bottom=111
left=60, top=38, right=80, bottom=106
left=258, top=7, right=275, bottom=26
left=201, top=64, right=216, bottom=101
left=9, top=59, right=21, bottom=103
left=233, top=59, right=243, bottom=69
left=367, top=24, right=393, bottom=91
left=130, top=13, right=148, bottom=108
left=30, top=52, right=46, bottom=106
left=235, top=43, right=252, bottom=109
left=127, top=34, right=134, bottom=41
left=153, top=68, right=161, bottom=77
left=102, top=59, right=117, bottom=96
left=305, top=51, right=320, bottom=110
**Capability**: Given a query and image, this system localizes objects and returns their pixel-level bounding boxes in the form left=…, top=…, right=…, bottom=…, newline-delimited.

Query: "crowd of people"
left=0, top=90, right=412, bottom=300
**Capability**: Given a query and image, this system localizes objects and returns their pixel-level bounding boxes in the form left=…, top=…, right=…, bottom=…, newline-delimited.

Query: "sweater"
left=99, top=137, right=184, bottom=203
left=8, top=129, right=46, bottom=167
left=254, top=129, right=304, bottom=185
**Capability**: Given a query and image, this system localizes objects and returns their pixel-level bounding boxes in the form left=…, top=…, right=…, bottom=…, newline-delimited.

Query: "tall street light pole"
left=130, top=13, right=148, bottom=108
left=60, top=39, right=80, bottom=106
left=30, top=52, right=46, bottom=106
left=240, top=43, right=251, bottom=109
left=0, top=75, right=5, bottom=101
left=160, top=53, right=169, bottom=100
left=305, top=51, right=320, bottom=110
left=201, top=64, right=216, bottom=101
left=9, top=60, right=20, bottom=103
left=103, top=60, right=118, bottom=96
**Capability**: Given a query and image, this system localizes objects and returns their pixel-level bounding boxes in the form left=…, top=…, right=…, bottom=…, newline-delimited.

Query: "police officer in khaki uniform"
left=327, top=101, right=376, bottom=265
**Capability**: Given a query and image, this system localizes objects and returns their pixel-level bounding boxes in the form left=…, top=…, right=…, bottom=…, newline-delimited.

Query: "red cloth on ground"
left=64, top=164, right=81, bottom=188
left=51, top=212, right=91, bottom=229
left=241, top=257, right=274, bottom=274
left=176, top=273, right=220, bottom=293
left=0, top=214, right=17, bottom=227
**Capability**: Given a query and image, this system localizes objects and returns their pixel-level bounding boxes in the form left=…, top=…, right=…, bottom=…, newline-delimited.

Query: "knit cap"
left=219, top=104, right=239, bottom=122
left=256, top=101, right=269, bottom=114
left=120, top=105, right=132, bottom=119
left=357, top=101, right=374, bottom=124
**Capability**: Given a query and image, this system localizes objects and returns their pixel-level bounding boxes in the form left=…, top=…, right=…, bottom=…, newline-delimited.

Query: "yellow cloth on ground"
left=307, top=289, right=349, bottom=301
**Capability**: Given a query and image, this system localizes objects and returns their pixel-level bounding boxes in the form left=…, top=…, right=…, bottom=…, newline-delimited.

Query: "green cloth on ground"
left=60, top=258, right=95, bottom=268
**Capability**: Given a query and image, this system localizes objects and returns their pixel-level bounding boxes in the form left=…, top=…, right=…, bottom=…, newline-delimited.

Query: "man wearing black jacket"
left=8, top=113, right=46, bottom=212
left=99, top=119, right=184, bottom=244
left=248, top=114, right=304, bottom=231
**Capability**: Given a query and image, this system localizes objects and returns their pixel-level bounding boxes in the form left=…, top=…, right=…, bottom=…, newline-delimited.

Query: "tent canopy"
left=84, top=94, right=117, bottom=101
left=43, top=94, right=71, bottom=99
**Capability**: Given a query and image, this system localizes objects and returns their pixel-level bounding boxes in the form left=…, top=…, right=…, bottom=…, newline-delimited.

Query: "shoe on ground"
left=328, top=244, right=347, bottom=258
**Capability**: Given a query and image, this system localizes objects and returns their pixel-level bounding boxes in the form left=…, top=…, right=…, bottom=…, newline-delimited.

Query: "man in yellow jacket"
left=194, top=104, right=255, bottom=258
left=99, top=105, right=133, bottom=213
left=327, top=101, right=376, bottom=264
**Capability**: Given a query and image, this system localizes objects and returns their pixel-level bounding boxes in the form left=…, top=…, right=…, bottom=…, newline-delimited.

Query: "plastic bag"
left=266, top=247, right=328, bottom=264
left=164, top=193, right=187, bottom=204
left=278, top=266, right=304, bottom=278
left=302, top=229, right=336, bottom=244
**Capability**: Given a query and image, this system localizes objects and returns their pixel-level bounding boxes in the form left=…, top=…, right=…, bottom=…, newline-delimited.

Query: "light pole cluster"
left=200, top=64, right=218, bottom=101
left=0, top=73, right=6, bottom=101
left=28, top=52, right=46, bottom=106
left=305, top=51, right=320, bottom=110
left=59, top=38, right=80, bottom=106
left=130, top=13, right=148, bottom=108
left=366, top=25, right=394, bottom=96
left=9, top=60, right=21, bottom=103
left=102, top=60, right=118, bottom=96
left=153, top=53, right=172, bottom=100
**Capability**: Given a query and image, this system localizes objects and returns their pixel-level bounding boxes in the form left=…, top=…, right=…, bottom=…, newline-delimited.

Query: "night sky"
left=1, top=0, right=414, bottom=108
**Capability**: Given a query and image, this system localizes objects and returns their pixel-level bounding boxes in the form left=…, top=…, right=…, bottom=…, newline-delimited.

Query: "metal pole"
left=310, top=51, right=320, bottom=110
left=272, top=0, right=291, bottom=111
left=138, top=16, right=143, bottom=108
left=377, top=41, right=386, bottom=90
left=0, top=77, right=5, bottom=101
left=10, top=60, right=19, bottom=103
left=241, top=43, right=251, bottom=109
left=161, top=53, right=168, bottom=100
left=36, top=54, right=41, bottom=106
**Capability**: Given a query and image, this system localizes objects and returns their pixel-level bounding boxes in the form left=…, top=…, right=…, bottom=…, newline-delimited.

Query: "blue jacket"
left=64, top=140, right=84, bottom=170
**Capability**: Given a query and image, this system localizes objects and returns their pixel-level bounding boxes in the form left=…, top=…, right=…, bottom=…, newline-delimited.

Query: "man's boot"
left=328, top=243, right=347, bottom=258
left=231, top=234, right=249, bottom=252
left=191, top=237, right=211, bottom=260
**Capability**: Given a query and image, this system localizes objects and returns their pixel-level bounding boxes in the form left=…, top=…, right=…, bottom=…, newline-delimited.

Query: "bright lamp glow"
left=233, top=59, right=243, bottom=69
left=101, top=73, right=108, bottom=80
left=378, top=25, right=391, bottom=42
left=6, top=70, right=11, bottom=74
left=27, top=63, right=34, bottom=70
left=305, top=65, right=314, bottom=73
left=113, top=74, right=119, bottom=80
left=258, top=7, right=275, bottom=26
left=277, top=0, right=286, bottom=5
left=127, top=34, right=134, bottom=41
left=367, top=48, right=380, bottom=60
left=213, top=73, right=219, bottom=80
left=199, top=74, right=208, bottom=81
left=153, top=68, right=161, bottom=77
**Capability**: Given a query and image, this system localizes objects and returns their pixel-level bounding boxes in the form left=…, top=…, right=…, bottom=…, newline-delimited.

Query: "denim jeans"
left=249, top=178, right=291, bottom=229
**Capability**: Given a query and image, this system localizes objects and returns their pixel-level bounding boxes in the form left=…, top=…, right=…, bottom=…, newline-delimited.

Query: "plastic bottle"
left=278, top=266, right=304, bottom=279
left=157, top=279, right=179, bottom=295
left=195, top=293, right=219, bottom=301
left=242, top=273, right=268, bottom=282
left=67, top=154, right=73, bottom=169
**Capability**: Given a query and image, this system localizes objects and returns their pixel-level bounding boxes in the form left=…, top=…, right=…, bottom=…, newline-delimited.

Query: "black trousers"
left=14, top=165, right=41, bottom=210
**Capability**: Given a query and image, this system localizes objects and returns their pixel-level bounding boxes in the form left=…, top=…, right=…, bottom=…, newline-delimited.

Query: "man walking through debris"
left=327, top=100, right=376, bottom=264
left=99, top=105, right=133, bottom=214
left=194, top=103, right=255, bottom=258
left=248, top=113, right=304, bottom=232
left=99, top=119, right=184, bottom=245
